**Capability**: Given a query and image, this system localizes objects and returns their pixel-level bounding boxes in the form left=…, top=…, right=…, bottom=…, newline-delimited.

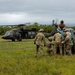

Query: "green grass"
left=0, top=36, right=75, bottom=75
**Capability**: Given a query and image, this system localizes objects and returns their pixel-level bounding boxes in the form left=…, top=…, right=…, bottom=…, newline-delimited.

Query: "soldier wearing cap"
left=62, top=33, right=72, bottom=55
left=57, top=20, right=66, bottom=31
left=46, top=37, right=54, bottom=55
left=34, top=29, right=46, bottom=56
left=54, top=31, right=63, bottom=55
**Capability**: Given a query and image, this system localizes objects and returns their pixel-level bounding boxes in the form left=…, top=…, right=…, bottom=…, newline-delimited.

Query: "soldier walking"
left=34, top=29, right=46, bottom=56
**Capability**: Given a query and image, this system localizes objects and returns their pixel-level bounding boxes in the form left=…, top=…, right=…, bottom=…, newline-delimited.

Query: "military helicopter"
left=2, top=28, right=22, bottom=41
left=1, top=23, right=37, bottom=41
left=2, top=27, right=37, bottom=41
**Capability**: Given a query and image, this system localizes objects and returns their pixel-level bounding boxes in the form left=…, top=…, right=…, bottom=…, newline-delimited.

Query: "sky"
left=0, top=0, right=75, bottom=25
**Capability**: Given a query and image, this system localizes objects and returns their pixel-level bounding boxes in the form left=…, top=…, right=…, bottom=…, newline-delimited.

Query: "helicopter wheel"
left=12, top=38, right=15, bottom=41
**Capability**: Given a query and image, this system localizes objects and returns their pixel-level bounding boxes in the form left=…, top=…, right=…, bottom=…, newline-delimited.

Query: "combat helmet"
left=39, top=29, right=44, bottom=32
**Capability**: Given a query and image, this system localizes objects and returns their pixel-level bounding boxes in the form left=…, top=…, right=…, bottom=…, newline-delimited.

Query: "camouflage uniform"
left=73, top=30, right=75, bottom=53
left=63, top=33, right=72, bottom=55
left=65, top=31, right=71, bottom=38
left=73, top=37, right=75, bottom=52
left=73, top=30, right=75, bottom=43
left=54, top=32, right=62, bottom=55
left=34, top=29, right=46, bottom=56
left=46, top=37, right=54, bottom=55
left=57, top=20, right=66, bottom=31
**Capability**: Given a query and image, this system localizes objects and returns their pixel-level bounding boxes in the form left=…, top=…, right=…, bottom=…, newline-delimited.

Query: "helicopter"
left=2, top=27, right=37, bottom=41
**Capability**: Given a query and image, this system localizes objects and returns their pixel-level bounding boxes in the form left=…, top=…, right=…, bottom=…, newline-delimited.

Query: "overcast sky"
left=0, top=0, right=75, bottom=25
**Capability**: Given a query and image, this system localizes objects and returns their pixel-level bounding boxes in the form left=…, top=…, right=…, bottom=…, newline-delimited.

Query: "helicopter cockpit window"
left=4, top=31, right=13, bottom=36
left=4, top=31, right=10, bottom=36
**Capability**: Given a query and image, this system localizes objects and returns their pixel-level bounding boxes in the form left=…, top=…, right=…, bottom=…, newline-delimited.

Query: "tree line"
left=0, top=22, right=75, bottom=35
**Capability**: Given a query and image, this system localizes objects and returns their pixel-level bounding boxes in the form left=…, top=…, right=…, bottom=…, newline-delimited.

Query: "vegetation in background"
left=25, top=22, right=53, bottom=33
left=0, top=22, right=75, bottom=35
left=0, top=26, right=12, bottom=35
left=71, top=26, right=75, bottom=30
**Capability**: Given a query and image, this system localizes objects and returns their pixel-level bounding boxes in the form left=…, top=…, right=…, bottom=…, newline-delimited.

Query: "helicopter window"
left=32, top=32, right=35, bottom=34
left=4, top=31, right=13, bottom=36
left=4, top=31, right=11, bottom=36
left=28, top=32, right=32, bottom=35
left=28, top=31, right=35, bottom=35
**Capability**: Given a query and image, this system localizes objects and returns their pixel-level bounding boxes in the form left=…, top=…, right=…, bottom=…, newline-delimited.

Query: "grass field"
left=0, top=36, right=75, bottom=75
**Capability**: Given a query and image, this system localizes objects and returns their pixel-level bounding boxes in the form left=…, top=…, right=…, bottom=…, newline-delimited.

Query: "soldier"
left=57, top=20, right=66, bottom=31
left=34, top=29, right=46, bottom=56
left=64, top=30, right=71, bottom=38
left=62, top=33, right=73, bottom=55
left=73, top=30, right=75, bottom=53
left=73, top=30, right=75, bottom=40
left=54, top=31, right=63, bottom=55
left=46, top=37, right=54, bottom=55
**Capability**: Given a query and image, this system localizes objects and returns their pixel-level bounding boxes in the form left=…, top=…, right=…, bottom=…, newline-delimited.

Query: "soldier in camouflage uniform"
left=73, top=30, right=75, bottom=53
left=64, top=30, right=71, bottom=38
left=34, top=29, right=46, bottom=56
left=73, top=30, right=75, bottom=43
left=57, top=20, right=66, bottom=31
left=62, top=32, right=73, bottom=55
left=54, top=31, right=63, bottom=55
left=46, top=37, right=54, bottom=55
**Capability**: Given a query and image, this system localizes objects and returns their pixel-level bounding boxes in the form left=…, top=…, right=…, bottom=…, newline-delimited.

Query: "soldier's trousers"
left=54, top=43, right=62, bottom=55
left=46, top=43, right=54, bottom=54
left=36, top=44, right=44, bottom=55
left=64, top=44, right=72, bottom=55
